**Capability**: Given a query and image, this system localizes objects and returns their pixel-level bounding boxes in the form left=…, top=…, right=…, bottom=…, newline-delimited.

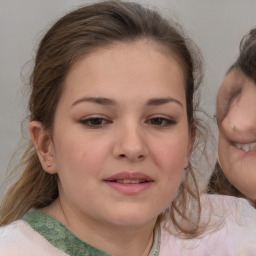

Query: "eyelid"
left=147, top=114, right=177, bottom=120
left=146, top=115, right=177, bottom=127
left=79, top=116, right=112, bottom=128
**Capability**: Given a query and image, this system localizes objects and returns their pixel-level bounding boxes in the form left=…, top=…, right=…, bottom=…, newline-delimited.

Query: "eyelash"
left=146, top=117, right=176, bottom=127
left=79, top=116, right=176, bottom=128
left=80, top=117, right=111, bottom=128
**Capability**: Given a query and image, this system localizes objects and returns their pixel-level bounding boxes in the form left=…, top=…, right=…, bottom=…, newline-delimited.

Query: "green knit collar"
left=22, top=210, right=160, bottom=256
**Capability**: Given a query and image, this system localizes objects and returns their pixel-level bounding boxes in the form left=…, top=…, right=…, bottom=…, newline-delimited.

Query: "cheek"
left=216, top=96, right=226, bottom=123
left=150, top=135, right=190, bottom=175
left=53, top=138, right=105, bottom=201
left=218, top=132, right=227, bottom=159
left=218, top=132, right=231, bottom=170
left=53, top=133, right=105, bottom=177
left=218, top=131, right=256, bottom=197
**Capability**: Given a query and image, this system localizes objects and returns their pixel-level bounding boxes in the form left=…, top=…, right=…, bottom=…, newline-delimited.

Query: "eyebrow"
left=71, top=96, right=183, bottom=108
left=146, top=97, right=183, bottom=108
left=72, top=97, right=116, bottom=107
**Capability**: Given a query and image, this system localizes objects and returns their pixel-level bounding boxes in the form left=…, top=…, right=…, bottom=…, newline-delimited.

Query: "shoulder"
left=201, top=194, right=256, bottom=224
left=159, top=195, right=256, bottom=256
left=0, top=220, right=68, bottom=255
left=200, top=195, right=256, bottom=254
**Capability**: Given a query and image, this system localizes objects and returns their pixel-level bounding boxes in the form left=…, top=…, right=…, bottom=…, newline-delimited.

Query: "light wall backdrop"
left=1, top=0, right=256, bottom=200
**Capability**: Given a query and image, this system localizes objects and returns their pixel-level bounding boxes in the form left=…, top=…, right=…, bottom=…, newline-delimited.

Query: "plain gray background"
left=1, top=0, right=256, bottom=200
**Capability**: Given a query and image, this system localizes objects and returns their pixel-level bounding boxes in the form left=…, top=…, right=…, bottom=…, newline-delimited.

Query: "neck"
left=42, top=199, right=156, bottom=256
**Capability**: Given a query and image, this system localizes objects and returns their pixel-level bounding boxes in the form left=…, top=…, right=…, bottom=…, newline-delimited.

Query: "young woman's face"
left=217, top=68, right=256, bottom=200
left=50, top=41, right=192, bottom=228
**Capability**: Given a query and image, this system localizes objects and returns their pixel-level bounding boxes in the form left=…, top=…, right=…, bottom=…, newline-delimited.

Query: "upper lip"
left=231, top=139, right=256, bottom=145
left=104, top=172, right=154, bottom=182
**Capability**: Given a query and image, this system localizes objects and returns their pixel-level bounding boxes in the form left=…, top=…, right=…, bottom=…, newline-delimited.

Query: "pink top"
left=0, top=195, right=255, bottom=255
left=0, top=220, right=68, bottom=255
left=160, top=195, right=256, bottom=255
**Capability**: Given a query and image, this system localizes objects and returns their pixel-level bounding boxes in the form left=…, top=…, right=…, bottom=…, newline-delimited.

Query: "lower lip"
left=104, top=181, right=153, bottom=194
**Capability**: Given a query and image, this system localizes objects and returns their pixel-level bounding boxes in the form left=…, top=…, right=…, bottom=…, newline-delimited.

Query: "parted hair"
left=0, top=0, right=207, bottom=237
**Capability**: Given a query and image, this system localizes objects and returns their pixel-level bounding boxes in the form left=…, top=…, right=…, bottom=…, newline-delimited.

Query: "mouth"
left=104, top=172, right=154, bottom=194
left=104, top=172, right=154, bottom=182
left=234, top=142, right=256, bottom=153
left=113, top=179, right=150, bottom=184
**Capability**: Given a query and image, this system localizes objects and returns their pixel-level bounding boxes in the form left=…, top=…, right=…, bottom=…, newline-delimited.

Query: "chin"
left=243, top=190, right=256, bottom=201
left=106, top=211, right=157, bottom=227
left=230, top=180, right=256, bottom=201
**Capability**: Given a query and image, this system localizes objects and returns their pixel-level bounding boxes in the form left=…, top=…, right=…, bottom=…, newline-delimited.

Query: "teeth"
left=234, top=142, right=256, bottom=152
left=116, top=179, right=145, bottom=184
left=244, top=144, right=249, bottom=152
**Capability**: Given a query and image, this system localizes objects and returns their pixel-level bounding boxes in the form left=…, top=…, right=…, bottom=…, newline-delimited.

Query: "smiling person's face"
left=217, top=68, right=256, bottom=200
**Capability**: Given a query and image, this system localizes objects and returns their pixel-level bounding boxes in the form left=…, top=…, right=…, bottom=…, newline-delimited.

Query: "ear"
left=29, top=121, right=56, bottom=174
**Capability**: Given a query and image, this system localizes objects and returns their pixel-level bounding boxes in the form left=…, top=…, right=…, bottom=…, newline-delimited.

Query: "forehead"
left=219, top=69, right=245, bottom=93
left=70, top=40, right=184, bottom=74
left=62, top=40, right=186, bottom=100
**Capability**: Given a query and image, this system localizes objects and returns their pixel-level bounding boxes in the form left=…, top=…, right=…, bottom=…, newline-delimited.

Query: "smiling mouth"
left=234, top=142, right=256, bottom=152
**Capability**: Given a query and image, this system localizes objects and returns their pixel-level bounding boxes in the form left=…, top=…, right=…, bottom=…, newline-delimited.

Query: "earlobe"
left=29, top=121, right=56, bottom=174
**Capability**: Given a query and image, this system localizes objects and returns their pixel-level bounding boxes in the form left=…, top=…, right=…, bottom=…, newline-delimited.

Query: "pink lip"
left=233, top=145, right=256, bottom=157
left=105, top=172, right=154, bottom=181
left=104, top=172, right=154, bottom=194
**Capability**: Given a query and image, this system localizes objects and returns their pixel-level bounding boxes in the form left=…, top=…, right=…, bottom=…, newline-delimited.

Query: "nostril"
left=118, top=153, right=145, bottom=160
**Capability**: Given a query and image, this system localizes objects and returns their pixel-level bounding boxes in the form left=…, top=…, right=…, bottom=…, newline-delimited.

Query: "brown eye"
left=80, top=118, right=111, bottom=128
left=147, top=117, right=176, bottom=127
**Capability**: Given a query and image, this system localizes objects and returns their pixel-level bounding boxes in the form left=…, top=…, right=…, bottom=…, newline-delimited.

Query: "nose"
left=112, top=123, right=148, bottom=162
left=221, top=84, right=256, bottom=141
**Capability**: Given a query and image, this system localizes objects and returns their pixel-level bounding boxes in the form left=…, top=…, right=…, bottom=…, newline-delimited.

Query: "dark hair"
left=1, top=0, right=207, bottom=237
left=237, top=28, right=256, bottom=82
left=208, top=162, right=246, bottom=198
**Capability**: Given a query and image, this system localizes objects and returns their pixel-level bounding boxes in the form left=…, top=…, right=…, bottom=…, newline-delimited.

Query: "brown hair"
left=208, top=28, right=256, bottom=208
left=208, top=162, right=247, bottom=198
left=237, top=27, right=256, bottom=82
left=208, top=162, right=256, bottom=208
left=0, top=0, right=207, bottom=237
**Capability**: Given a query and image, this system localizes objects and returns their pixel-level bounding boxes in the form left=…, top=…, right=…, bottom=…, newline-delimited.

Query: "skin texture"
left=29, top=40, right=192, bottom=256
left=217, top=68, right=256, bottom=200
